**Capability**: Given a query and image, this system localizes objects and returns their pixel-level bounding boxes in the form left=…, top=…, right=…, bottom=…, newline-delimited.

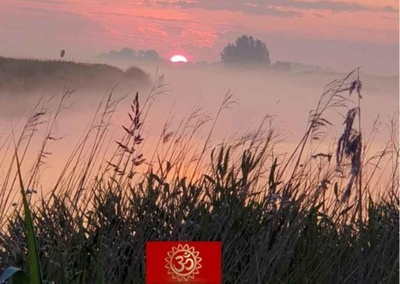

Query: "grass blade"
left=15, top=151, right=43, bottom=284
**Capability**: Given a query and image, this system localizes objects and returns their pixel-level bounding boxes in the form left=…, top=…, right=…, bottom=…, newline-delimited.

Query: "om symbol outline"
left=165, top=244, right=202, bottom=280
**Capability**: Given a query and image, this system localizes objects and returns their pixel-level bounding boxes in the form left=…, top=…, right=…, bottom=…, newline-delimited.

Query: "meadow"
left=0, top=63, right=398, bottom=283
left=0, top=56, right=150, bottom=94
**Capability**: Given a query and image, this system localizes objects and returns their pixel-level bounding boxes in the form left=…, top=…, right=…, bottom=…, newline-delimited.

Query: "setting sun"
left=170, top=54, right=188, bottom=63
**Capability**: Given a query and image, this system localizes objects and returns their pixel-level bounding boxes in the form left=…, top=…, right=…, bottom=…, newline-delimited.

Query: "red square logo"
left=146, top=241, right=222, bottom=284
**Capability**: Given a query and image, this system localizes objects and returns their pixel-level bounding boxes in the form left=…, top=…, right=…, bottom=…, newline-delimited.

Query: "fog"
left=125, top=63, right=398, bottom=152
left=0, top=62, right=398, bottom=190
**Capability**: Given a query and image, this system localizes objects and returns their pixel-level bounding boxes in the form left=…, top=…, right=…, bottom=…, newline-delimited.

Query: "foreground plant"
left=0, top=152, right=42, bottom=284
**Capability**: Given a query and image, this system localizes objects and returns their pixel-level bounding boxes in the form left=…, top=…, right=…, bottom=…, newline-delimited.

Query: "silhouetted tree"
left=137, top=50, right=160, bottom=62
left=221, top=35, right=271, bottom=68
left=98, top=48, right=161, bottom=62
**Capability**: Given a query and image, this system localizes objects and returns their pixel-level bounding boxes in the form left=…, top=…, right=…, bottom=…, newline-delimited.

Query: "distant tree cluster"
left=221, top=35, right=271, bottom=68
left=271, top=61, right=291, bottom=72
left=98, top=47, right=161, bottom=63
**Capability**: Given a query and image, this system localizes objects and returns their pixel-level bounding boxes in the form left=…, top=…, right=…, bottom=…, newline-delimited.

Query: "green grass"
left=0, top=70, right=398, bottom=283
left=15, top=151, right=42, bottom=284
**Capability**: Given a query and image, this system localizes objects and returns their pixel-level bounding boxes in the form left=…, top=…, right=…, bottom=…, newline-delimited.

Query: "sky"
left=0, top=0, right=398, bottom=75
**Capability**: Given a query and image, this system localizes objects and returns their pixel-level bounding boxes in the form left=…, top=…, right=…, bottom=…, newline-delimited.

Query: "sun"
left=170, top=54, right=188, bottom=63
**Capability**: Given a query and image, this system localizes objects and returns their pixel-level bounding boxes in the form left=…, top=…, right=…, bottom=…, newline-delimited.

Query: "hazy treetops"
left=220, top=35, right=271, bottom=68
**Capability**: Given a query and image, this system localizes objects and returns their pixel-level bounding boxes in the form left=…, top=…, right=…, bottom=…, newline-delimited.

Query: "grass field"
left=0, top=69, right=398, bottom=283
left=0, top=56, right=150, bottom=94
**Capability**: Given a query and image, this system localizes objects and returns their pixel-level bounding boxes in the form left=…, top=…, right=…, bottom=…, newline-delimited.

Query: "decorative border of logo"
left=164, top=244, right=203, bottom=281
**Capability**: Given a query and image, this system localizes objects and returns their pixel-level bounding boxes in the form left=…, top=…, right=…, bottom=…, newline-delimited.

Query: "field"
left=0, top=61, right=398, bottom=283
left=0, top=56, right=151, bottom=94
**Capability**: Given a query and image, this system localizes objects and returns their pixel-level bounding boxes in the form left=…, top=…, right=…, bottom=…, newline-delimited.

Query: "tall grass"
left=0, top=70, right=398, bottom=283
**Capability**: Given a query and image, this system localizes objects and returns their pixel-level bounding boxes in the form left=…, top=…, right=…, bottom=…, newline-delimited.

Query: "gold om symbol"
left=172, top=252, right=195, bottom=274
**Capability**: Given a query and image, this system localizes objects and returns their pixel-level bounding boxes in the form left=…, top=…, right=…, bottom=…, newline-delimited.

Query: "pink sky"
left=0, top=0, right=398, bottom=75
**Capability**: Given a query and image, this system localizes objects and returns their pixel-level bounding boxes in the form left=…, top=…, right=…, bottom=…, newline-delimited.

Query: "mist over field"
left=0, top=56, right=398, bottom=282
left=0, top=59, right=396, bottom=199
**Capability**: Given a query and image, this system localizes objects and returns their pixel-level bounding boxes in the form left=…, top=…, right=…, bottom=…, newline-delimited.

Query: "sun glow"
left=170, top=54, right=188, bottom=63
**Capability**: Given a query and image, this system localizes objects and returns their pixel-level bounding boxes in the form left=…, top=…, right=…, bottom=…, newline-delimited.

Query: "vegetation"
left=0, top=56, right=151, bottom=94
left=221, top=35, right=271, bottom=68
left=98, top=47, right=161, bottom=63
left=0, top=70, right=398, bottom=283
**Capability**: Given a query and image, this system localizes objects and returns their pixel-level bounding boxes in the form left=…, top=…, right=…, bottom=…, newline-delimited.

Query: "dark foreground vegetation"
left=0, top=69, right=398, bottom=283
left=0, top=56, right=150, bottom=93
